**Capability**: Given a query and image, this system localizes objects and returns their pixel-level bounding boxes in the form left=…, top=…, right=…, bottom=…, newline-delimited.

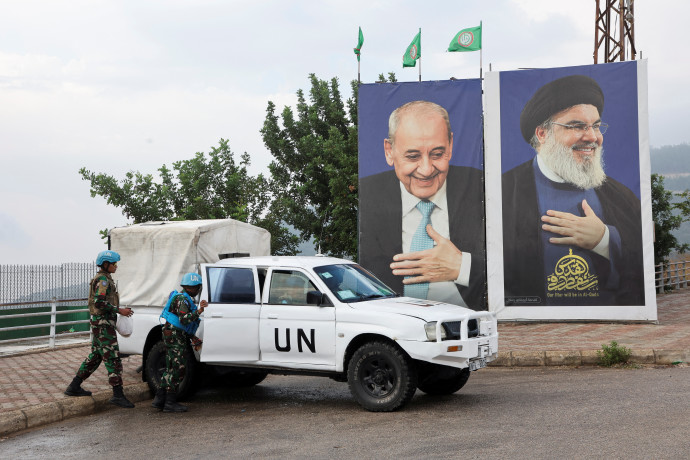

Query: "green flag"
left=448, top=23, right=482, bottom=52
left=354, top=27, right=364, bottom=61
left=403, top=30, right=421, bottom=67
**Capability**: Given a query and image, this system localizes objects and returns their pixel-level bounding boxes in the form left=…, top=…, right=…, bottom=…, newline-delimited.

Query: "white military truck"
left=114, top=222, right=498, bottom=412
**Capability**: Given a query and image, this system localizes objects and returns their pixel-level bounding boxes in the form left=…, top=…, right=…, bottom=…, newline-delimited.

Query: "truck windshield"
left=313, top=264, right=397, bottom=303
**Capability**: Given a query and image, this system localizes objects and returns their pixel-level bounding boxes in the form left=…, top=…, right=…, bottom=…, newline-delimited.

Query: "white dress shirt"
left=400, top=180, right=470, bottom=306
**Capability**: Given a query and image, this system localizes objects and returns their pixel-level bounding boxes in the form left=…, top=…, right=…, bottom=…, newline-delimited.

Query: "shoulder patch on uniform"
left=100, top=280, right=108, bottom=287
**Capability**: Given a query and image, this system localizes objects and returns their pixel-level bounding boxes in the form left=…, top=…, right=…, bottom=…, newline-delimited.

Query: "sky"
left=2, top=0, right=689, bottom=265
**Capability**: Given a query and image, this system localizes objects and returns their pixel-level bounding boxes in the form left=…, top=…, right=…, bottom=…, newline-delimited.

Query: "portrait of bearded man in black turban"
left=502, top=74, right=644, bottom=307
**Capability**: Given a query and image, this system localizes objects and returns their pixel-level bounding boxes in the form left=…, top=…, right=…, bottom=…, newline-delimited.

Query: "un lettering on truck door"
left=259, top=269, right=336, bottom=366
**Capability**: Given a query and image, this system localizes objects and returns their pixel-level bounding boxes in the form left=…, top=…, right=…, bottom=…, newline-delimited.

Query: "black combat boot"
left=64, top=376, right=92, bottom=397
left=109, top=385, right=135, bottom=408
left=152, top=387, right=166, bottom=410
left=162, top=391, right=187, bottom=413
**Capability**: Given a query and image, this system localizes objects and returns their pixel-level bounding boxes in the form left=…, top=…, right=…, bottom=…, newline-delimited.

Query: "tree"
left=79, top=139, right=299, bottom=255
left=261, top=74, right=360, bottom=259
left=651, top=173, right=690, bottom=263
left=376, top=72, right=398, bottom=83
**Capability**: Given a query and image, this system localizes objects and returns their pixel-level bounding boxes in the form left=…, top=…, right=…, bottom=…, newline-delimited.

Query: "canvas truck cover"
left=110, top=219, right=270, bottom=307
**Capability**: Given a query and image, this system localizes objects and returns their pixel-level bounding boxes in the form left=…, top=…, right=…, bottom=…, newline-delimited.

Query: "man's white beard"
left=539, top=131, right=606, bottom=189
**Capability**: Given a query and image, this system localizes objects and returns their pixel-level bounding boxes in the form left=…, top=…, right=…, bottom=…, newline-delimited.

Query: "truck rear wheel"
left=347, top=341, right=417, bottom=412
left=145, top=341, right=200, bottom=400
left=417, top=366, right=470, bottom=395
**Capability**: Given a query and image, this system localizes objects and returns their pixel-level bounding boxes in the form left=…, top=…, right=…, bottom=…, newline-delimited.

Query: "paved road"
left=3, top=366, right=689, bottom=459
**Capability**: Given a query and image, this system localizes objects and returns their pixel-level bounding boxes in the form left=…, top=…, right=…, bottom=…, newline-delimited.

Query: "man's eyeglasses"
left=549, top=121, right=608, bottom=135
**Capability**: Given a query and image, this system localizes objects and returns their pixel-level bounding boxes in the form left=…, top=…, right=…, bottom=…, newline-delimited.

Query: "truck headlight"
left=424, top=322, right=447, bottom=341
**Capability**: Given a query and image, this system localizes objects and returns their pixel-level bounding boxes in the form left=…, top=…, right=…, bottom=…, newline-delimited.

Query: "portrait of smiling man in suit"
left=358, top=81, right=486, bottom=311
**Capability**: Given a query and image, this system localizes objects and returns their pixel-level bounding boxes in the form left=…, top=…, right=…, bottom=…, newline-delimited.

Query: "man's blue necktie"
left=404, top=200, right=435, bottom=299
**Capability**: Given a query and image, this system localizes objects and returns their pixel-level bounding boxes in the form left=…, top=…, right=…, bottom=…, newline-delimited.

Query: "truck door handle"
left=267, top=315, right=278, bottom=319
left=211, top=313, right=223, bottom=318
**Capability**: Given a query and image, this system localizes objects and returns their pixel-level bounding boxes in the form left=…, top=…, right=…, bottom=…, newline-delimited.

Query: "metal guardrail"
left=0, top=297, right=90, bottom=347
left=656, top=260, right=689, bottom=293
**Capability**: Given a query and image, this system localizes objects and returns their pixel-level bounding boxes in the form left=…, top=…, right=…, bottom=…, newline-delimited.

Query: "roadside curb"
left=488, top=349, right=689, bottom=367
left=0, top=382, right=150, bottom=438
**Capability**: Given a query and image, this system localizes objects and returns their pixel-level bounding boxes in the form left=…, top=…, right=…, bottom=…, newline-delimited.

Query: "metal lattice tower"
left=594, top=0, right=636, bottom=63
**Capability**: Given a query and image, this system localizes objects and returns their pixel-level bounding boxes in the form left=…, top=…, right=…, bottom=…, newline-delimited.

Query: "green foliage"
left=79, top=139, right=298, bottom=255
left=376, top=72, right=398, bottom=83
left=597, top=341, right=632, bottom=367
left=261, top=74, right=359, bottom=259
left=651, top=174, right=690, bottom=263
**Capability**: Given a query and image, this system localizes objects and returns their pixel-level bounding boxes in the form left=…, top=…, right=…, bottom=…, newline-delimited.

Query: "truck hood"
left=349, top=297, right=476, bottom=322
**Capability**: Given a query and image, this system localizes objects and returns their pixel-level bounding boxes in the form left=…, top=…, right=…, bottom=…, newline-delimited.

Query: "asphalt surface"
left=4, top=368, right=690, bottom=459
left=1, top=289, right=689, bottom=437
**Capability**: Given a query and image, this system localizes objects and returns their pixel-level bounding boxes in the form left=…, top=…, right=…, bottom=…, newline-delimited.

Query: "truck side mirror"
left=306, top=290, right=324, bottom=306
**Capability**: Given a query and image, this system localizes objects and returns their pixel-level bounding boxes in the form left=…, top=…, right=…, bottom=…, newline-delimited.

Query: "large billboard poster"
left=358, top=80, right=487, bottom=311
left=485, top=60, right=657, bottom=320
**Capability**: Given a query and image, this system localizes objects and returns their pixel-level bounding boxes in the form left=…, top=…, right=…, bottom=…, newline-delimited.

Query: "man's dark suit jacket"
left=502, top=158, right=645, bottom=306
left=359, top=165, right=487, bottom=311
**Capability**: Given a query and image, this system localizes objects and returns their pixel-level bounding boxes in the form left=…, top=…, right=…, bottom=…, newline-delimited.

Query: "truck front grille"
left=442, top=319, right=479, bottom=340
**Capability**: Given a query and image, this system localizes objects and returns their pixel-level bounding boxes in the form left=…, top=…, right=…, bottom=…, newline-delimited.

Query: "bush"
left=597, top=341, right=632, bottom=367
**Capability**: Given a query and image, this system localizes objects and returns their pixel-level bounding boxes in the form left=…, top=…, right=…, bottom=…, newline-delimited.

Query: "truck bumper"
left=397, top=334, right=499, bottom=369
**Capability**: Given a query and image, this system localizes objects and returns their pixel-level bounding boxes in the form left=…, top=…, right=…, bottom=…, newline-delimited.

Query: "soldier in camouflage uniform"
left=64, top=250, right=135, bottom=408
left=152, top=272, right=206, bottom=413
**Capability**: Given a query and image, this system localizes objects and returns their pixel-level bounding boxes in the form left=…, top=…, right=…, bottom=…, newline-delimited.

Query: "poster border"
left=485, top=60, right=657, bottom=321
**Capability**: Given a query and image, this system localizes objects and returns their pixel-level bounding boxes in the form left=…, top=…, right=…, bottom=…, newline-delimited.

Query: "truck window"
left=268, top=270, right=317, bottom=305
left=207, top=267, right=256, bottom=304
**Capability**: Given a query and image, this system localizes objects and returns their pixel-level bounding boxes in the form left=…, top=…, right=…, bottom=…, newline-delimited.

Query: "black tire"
left=417, top=366, right=470, bottom=395
left=144, top=341, right=200, bottom=400
left=347, top=341, right=417, bottom=412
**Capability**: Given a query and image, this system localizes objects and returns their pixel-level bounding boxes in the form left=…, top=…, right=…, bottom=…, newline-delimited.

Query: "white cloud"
left=508, top=0, right=582, bottom=23
left=0, top=213, right=31, bottom=247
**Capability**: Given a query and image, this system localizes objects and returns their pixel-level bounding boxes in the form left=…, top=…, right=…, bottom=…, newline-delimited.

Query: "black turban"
left=520, top=75, right=604, bottom=143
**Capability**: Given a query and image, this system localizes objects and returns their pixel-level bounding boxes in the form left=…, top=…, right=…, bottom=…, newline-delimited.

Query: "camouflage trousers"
left=76, top=322, right=123, bottom=387
left=160, top=327, right=187, bottom=391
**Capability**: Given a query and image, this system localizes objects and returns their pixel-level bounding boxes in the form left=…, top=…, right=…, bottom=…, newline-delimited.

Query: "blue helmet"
left=181, top=272, right=202, bottom=287
left=96, top=250, right=121, bottom=266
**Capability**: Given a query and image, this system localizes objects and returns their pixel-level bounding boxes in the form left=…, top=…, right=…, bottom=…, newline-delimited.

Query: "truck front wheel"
left=347, top=341, right=417, bottom=412
left=144, top=341, right=200, bottom=400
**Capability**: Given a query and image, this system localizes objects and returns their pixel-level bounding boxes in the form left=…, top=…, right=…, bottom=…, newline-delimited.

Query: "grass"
left=597, top=340, right=632, bottom=367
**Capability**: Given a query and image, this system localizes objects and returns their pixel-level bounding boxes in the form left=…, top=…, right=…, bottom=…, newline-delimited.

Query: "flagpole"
left=479, top=21, right=483, bottom=79
left=355, top=26, right=363, bottom=84
left=480, top=48, right=483, bottom=80
left=418, top=28, right=422, bottom=82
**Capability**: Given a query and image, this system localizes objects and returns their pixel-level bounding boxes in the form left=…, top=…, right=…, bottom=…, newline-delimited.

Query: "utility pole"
left=594, top=0, right=636, bottom=63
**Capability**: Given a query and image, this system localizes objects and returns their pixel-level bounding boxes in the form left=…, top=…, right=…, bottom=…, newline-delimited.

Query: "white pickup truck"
left=119, top=255, right=498, bottom=412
